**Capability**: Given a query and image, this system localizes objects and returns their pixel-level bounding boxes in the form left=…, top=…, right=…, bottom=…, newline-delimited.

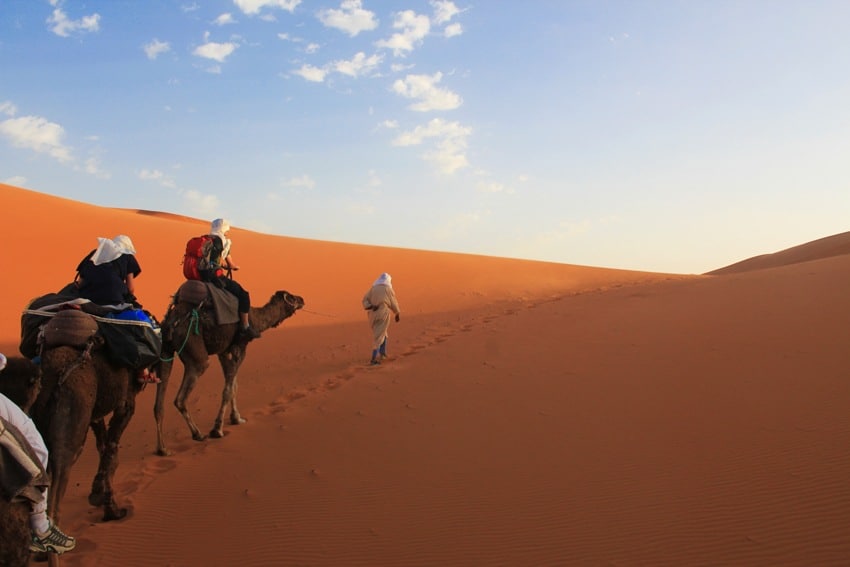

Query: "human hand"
left=395, top=313, right=400, bottom=322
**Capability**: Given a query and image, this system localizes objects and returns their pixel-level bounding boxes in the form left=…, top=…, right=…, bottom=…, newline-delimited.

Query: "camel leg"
left=210, top=352, right=246, bottom=438
left=90, top=394, right=136, bottom=521
left=43, top=404, right=89, bottom=554
left=174, top=362, right=209, bottom=442
left=88, top=418, right=108, bottom=504
left=153, top=358, right=174, bottom=456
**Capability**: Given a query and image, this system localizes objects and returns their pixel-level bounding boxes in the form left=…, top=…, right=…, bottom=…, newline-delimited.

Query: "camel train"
left=1, top=229, right=304, bottom=564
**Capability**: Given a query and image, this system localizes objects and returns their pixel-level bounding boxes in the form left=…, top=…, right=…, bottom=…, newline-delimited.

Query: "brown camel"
left=154, top=288, right=304, bottom=456
left=30, top=337, right=144, bottom=527
left=0, top=357, right=42, bottom=567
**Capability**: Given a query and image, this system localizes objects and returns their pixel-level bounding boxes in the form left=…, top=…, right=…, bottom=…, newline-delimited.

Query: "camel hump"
left=43, top=309, right=99, bottom=349
left=176, top=279, right=210, bottom=305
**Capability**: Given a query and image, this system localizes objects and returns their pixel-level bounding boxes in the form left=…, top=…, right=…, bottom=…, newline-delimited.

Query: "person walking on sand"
left=0, top=353, right=76, bottom=555
left=362, top=272, right=401, bottom=365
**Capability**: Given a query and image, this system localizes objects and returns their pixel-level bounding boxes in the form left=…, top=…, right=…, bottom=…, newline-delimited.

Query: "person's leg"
left=225, top=279, right=260, bottom=339
left=29, top=490, right=49, bottom=534
left=379, top=337, right=387, bottom=358
left=30, top=497, right=76, bottom=555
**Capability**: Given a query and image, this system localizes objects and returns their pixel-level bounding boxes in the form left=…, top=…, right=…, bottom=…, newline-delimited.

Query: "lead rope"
left=58, top=340, right=95, bottom=387
left=159, top=309, right=200, bottom=362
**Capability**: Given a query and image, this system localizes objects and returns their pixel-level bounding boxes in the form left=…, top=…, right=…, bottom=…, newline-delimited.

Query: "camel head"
left=0, top=357, right=42, bottom=413
left=266, top=290, right=305, bottom=329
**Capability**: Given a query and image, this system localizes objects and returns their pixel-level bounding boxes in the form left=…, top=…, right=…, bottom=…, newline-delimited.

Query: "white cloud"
left=0, top=101, right=17, bottom=117
left=376, top=10, right=430, bottom=56
left=392, top=118, right=471, bottom=174
left=143, top=39, right=171, bottom=60
left=391, top=72, right=462, bottom=111
left=431, top=1, right=460, bottom=25
left=317, top=0, right=378, bottom=37
left=378, top=119, right=399, bottom=129
left=193, top=41, right=238, bottom=62
left=292, top=52, right=381, bottom=82
left=139, top=168, right=177, bottom=189
left=282, top=174, right=316, bottom=190
left=214, top=13, right=238, bottom=25
left=47, top=1, right=100, bottom=37
left=233, top=0, right=301, bottom=16
left=443, top=22, right=462, bottom=38
left=0, top=115, right=72, bottom=163
left=332, top=52, right=383, bottom=77
left=292, top=64, right=327, bottom=82
left=83, top=157, right=110, bottom=179
left=304, top=42, right=320, bottom=54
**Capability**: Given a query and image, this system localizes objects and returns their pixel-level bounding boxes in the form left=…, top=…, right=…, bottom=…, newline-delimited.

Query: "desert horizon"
left=1, top=183, right=849, bottom=566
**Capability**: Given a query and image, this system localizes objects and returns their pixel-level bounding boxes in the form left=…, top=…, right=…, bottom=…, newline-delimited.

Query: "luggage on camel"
left=20, top=288, right=162, bottom=372
left=182, top=235, right=224, bottom=281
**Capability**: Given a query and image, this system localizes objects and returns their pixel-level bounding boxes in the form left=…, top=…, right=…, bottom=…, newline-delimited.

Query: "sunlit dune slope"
left=706, top=231, right=850, bottom=275
left=0, top=183, right=682, bottom=345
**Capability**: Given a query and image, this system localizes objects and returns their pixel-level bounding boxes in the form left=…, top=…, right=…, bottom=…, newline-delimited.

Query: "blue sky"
left=2, top=1, right=849, bottom=274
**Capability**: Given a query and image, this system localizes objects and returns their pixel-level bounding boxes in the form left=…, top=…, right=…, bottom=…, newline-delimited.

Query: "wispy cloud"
left=430, top=209, right=490, bottom=241
left=83, top=157, right=110, bottom=179
left=376, top=10, right=430, bottom=56
left=3, top=175, right=28, bottom=187
left=477, top=181, right=513, bottom=194
left=143, top=39, right=171, bottom=60
left=332, top=52, right=383, bottom=77
left=293, top=52, right=382, bottom=82
left=183, top=189, right=220, bottom=217
left=392, top=118, right=471, bottom=174
left=138, top=168, right=177, bottom=189
left=47, top=0, right=100, bottom=37
left=281, top=174, right=316, bottom=190
left=392, top=72, right=462, bottom=111
left=317, top=0, right=378, bottom=37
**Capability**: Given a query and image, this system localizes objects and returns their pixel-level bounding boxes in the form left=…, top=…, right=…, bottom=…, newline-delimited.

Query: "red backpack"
left=182, top=235, right=223, bottom=281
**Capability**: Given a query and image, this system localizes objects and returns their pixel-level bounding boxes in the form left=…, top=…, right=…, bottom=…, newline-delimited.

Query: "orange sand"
left=1, top=183, right=848, bottom=566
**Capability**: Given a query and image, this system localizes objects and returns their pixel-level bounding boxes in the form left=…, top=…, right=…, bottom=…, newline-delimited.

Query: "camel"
left=30, top=337, right=144, bottom=527
left=154, top=288, right=304, bottom=456
left=0, top=357, right=42, bottom=567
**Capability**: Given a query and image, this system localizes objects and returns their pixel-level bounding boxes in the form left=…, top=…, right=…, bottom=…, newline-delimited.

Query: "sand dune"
left=1, top=183, right=848, bottom=566
left=706, top=231, right=850, bottom=275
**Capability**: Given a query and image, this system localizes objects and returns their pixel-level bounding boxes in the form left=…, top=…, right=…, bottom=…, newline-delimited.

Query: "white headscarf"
left=210, top=218, right=231, bottom=239
left=0, top=352, right=6, bottom=372
left=210, top=218, right=232, bottom=259
left=91, top=235, right=136, bottom=265
left=373, top=272, right=392, bottom=287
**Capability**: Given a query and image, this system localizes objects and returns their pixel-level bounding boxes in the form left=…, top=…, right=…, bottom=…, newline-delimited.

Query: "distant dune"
left=2, top=182, right=848, bottom=566
left=706, top=231, right=850, bottom=275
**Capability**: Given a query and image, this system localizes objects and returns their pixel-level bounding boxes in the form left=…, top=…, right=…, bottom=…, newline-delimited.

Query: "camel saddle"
left=175, top=280, right=239, bottom=325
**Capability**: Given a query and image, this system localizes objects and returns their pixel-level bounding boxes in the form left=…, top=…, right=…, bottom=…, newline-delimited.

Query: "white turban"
left=91, top=235, right=136, bottom=265
left=0, top=353, right=6, bottom=372
left=372, top=273, right=392, bottom=287
left=210, top=218, right=231, bottom=239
